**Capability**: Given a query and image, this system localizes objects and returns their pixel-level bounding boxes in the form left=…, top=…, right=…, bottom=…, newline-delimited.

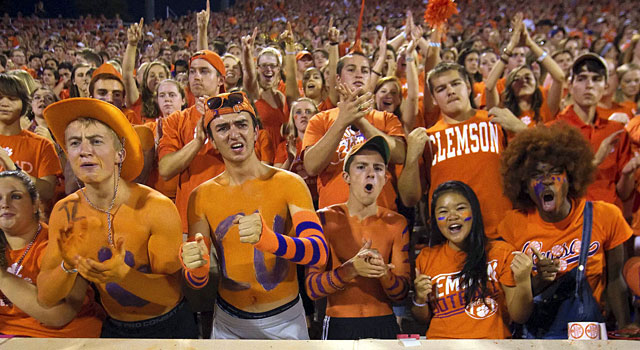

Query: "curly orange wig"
left=501, top=123, right=596, bottom=210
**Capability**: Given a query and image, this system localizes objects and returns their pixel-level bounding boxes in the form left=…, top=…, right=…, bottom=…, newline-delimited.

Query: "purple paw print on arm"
left=97, top=247, right=152, bottom=307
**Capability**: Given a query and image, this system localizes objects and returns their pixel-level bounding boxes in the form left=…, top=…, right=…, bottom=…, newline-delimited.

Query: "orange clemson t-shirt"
left=424, top=110, right=512, bottom=239
left=0, top=130, right=61, bottom=178
left=497, top=199, right=632, bottom=304
left=302, top=108, right=405, bottom=210
left=415, top=240, right=517, bottom=339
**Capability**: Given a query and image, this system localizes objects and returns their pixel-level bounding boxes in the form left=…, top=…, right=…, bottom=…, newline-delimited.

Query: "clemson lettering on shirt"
left=429, top=121, right=502, bottom=166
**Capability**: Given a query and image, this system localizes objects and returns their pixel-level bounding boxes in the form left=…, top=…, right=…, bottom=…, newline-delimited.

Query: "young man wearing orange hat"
left=305, top=136, right=410, bottom=339
left=89, top=62, right=141, bottom=125
left=157, top=50, right=226, bottom=233
left=37, top=98, right=196, bottom=338
left=180, top=92, right=328, bottom=339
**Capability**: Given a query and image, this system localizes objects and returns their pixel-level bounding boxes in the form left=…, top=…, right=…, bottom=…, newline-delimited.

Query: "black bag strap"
left=575, top=201, right=593, bottom=294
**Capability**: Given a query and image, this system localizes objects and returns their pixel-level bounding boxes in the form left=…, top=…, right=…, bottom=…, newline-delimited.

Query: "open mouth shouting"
left=230, top=141, right=245, bottom=154
left=541, top=189, right=556, bottom=212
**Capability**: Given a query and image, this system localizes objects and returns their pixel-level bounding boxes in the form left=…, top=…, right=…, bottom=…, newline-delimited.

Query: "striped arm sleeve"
left=379, top=224, right=410, bottom=301
left=380, top=273, right=410, bottom=302
left=305, top=264, right=350, bottom=301
left=255, top=211, right=328, bottom=267
left=179, top=237, right=211, bottom=290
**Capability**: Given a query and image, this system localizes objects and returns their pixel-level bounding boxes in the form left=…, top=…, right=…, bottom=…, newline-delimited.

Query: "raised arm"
left=281, top=23, right=301, bottom=105
left=367, top=28, right=388, bottom=93
left=402, top=33, right=420, bottom=133
left=196, top=0, right=210, bottom=51
left=157, top=112, right=207, bottom=180
left=123, top=18, right=143, bottom=108
left=241, top=27, right=260, bottom=102
left=423, top=26, right=442, bottom=127
left=485, top=13, right=523, bottom=110
left=398, top=128, right=428, bottom=207
left=522, top=24, right=564, bottom=117
left=326, top=22, right=340, bottom=106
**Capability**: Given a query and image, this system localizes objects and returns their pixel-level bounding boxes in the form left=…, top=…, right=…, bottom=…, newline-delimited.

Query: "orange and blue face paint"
left=530, top=170, right=567, bottom=198
left=436, top=210, right=472, bottom=222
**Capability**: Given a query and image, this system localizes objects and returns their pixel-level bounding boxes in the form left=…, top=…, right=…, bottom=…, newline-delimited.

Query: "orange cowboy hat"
left=43, top=97, right=143, bottom=181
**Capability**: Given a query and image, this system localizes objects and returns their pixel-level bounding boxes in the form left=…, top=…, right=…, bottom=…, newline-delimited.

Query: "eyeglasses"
left=258, top=64, right=279, bottom=71
left=206, top=92, right=245, bottom=111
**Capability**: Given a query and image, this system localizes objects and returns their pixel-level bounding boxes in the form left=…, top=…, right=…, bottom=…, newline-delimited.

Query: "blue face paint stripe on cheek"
left=533, top=180, right=545, bottom=197
left=464, top=217, right=471, bottom=221
left=437, top=217, right=446, bottom=221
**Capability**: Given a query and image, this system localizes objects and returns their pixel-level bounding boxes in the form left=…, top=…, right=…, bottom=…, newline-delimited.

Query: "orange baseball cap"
left=91, top=62, right=124, bottom=85
left=296, top=50, right=313, bottom=61
left=203, top=91, right=256, bottom=130
left=190, top=50, right=226, bottom=76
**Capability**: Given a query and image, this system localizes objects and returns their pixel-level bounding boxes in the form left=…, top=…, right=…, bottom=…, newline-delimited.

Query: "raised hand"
left=127, top=18, right=144, bottom=46
left=488, top=107, right=527, bottom=133
left=181, top=233, right=209, bottom=269
left=234, top=213, right=263, bottom=244
left=57, top=217, right=100, bottom=269
left=196, top=0, right=210, bottom=30
left=336, top=84, right=373, bottom=127
left=76, top=237, right=130, bottom=284
left=241, top=27, right=259, bottom=52
left=406, top=127, right=428, bottom=163
left=414, top=268, right=434, bottom=304
left=281, top=22, right=295, bottom=47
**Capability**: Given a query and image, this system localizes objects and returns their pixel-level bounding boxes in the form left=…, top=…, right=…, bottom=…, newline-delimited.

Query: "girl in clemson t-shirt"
left=413, top=181, right=533, bottom=339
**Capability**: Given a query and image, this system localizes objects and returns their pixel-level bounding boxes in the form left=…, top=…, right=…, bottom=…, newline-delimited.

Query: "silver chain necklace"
left=76, top=162, right=122, bottom=247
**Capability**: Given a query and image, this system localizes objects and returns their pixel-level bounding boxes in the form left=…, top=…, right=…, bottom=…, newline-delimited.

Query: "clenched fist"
left=234, top=213, right=263, bottom=244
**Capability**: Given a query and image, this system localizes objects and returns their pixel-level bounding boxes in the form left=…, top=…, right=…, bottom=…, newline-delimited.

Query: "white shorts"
left=211, top=297, right=309, bottom=340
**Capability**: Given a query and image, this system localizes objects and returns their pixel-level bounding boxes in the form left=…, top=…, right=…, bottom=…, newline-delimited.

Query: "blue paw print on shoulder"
left=98, top=247, right=152, bottom=307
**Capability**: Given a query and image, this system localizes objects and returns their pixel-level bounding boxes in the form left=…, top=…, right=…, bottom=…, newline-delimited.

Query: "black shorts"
left=323, top=314, right=400, bottom=340
left=101, top=299, right=198, bottom=338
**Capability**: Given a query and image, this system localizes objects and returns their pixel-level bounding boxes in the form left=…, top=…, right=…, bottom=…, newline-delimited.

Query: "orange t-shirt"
left=478, top=77, right=506, bottom=109
left=619, top=100, right=638, bottom=116
left=158, top=106, right=227, bottom=232
left=255, top=98, right=289, bottom=150
left=308, top=204, right=409, bottom=318
left=415, top=240, right=517, bottom=339
left=0, top=225, right=104, bottom=337
left=317, top=97, right=335, bottom=112
left=0, top=130, right=61, bottom=178
left=142, top=119, right=178, bottom=199
left=424, top=111, right=512, bottom=238
left=518, top=86, right=554, bottom=127
left=596, top=101, right=635, bottom=121
left=473, top=81, right=486, bottom=109
left=188, top=169, right=320, bottom=312
left=554, top=105, right=632, bottom=205
left=302, top=108, right=405, bottom=210
left=255, top=129, right=275, bottom=165
left=497, top=199, right=632, bottom=304
left=47, top=183, right=183, bottom=321
left=59, top=89, right=70, bottom=100
left=625, top=115, right=640, bottom=152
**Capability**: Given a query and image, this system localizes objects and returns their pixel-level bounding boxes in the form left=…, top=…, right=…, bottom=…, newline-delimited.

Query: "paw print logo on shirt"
left=2, top=147, right=13, bottom=156
left=465, top=297, right=498, bottom=320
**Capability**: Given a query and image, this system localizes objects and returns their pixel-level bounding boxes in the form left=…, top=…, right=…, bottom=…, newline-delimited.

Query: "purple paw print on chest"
left=98, top=247, right=152, bottom=307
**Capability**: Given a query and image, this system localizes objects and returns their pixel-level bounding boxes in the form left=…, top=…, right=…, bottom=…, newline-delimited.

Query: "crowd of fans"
left=0, top=0, right=639, bottom=341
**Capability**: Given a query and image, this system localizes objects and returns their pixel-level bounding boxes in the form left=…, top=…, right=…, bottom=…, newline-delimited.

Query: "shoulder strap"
left=576, top=201, right=593, bottom=292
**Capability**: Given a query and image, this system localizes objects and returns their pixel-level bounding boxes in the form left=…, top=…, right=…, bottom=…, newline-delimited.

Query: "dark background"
left=0, top=0, right=236, bottom=21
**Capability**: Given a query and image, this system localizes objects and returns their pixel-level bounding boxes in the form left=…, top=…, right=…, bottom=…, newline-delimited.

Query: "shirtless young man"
left=180, top=92, right=328, bottom=339
left=37, top=98, right=194, bottom=338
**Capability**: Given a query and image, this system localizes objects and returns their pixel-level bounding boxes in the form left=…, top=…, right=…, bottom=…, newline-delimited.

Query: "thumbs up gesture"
left=181, top=233, right=210, bottom=269
left=234, top=213, right=263, bottom=244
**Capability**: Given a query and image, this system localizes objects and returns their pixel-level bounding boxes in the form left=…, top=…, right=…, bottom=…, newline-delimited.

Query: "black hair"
left=457, top=48, right=482, bottom=84
left=58, top=61, right=73, bottom=72
left=0, top=73, right=30, bottom=116
left=429, top=181, right=488, bottom=307
left=69, top=63, right=91, bottom=98
left=0, top=55, right=6, bottom=69
left=571, top=58, right=607, bottom=82
left=43, top=66, right=60, bottom=81
left=0, top=171, right=40, bottom=270
left=28, top=53, right=42, bottom=62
